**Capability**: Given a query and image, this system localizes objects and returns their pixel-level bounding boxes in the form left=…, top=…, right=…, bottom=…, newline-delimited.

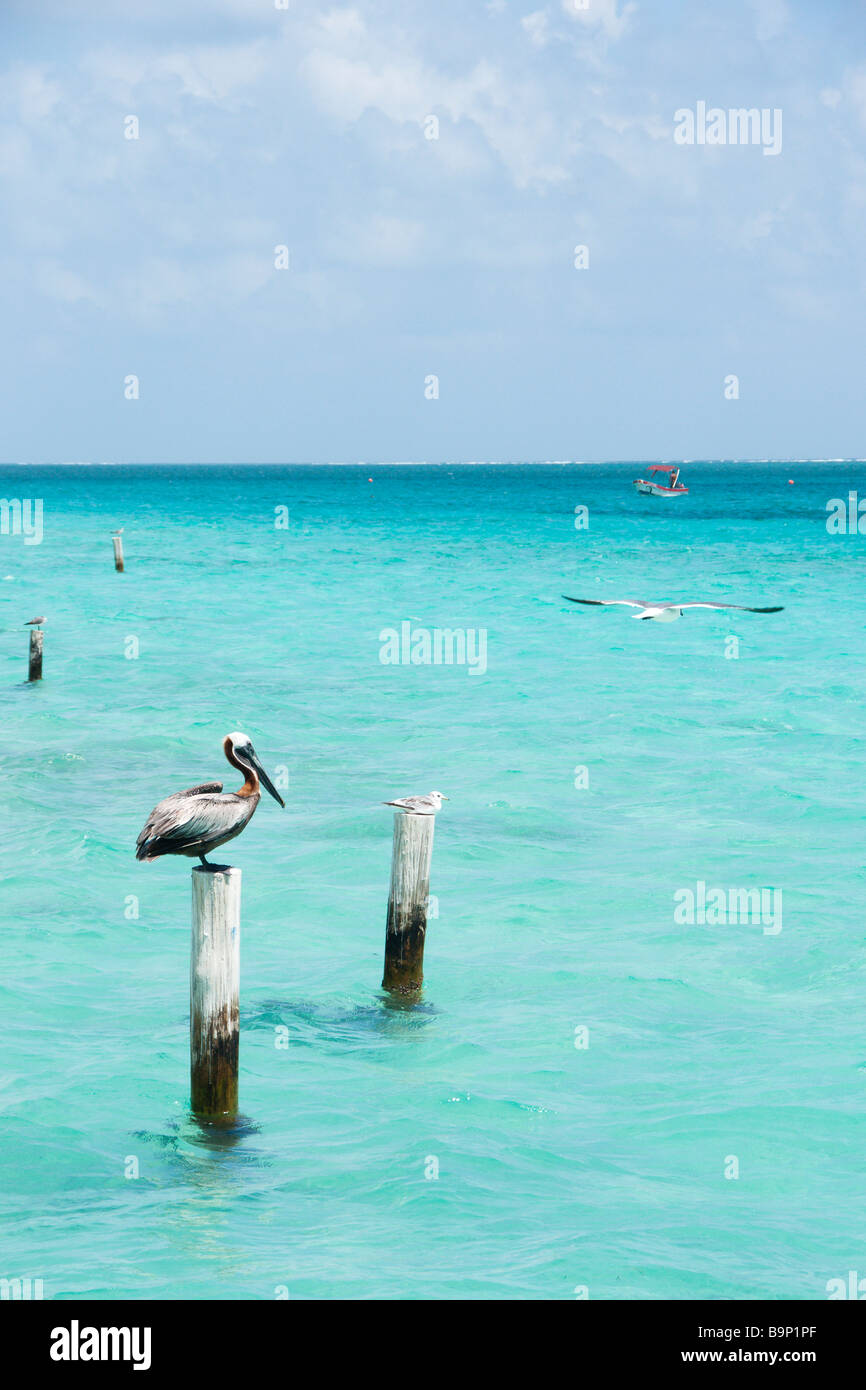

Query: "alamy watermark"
left=0, top=1276, right=44, bottom=1299
left=674, top=102, right=782, bottom=156
left=826, top=1271, right=866, bottom=1299
left=826, top=492, right=866, bottom=534
left=0, top=498, right=43, bottom=545
left=379, top=621, right=487, bottom=675
left=50, top=1323, right=151, bottom=1371
left=674, top=880, right=782, bottom=935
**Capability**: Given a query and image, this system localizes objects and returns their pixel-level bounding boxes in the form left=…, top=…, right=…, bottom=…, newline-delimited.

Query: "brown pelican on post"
left=135, top=732, right=285, bottom=865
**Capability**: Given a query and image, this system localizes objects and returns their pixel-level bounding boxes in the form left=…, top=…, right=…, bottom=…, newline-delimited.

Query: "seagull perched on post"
left=562, top=596, right=783, bottom=623
left=25, top=616, right=45, bottom=627
left=382, top=791, right=448, bottom=815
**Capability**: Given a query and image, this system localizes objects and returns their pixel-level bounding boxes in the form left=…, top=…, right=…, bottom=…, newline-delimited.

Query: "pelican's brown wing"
left=135, top=782, right=224, bottom=860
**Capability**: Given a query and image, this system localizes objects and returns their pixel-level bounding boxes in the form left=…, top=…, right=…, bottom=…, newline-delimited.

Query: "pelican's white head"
left=223, top=731, right=285, bottom=807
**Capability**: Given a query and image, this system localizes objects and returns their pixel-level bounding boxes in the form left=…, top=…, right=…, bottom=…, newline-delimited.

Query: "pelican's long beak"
left=250, top=751, right=285, bottom=808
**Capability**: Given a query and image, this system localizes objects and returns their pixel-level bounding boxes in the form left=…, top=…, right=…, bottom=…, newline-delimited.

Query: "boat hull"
left=633, top=480, right=688, bottom=496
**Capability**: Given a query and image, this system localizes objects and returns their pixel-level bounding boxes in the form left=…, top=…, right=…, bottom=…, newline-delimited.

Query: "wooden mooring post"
left=191, top=866, right=240, bottom=1120
left=27, top=625, right=43, bottom=682
left=382, top=812, right=435, bottom=995
left=112, top=533, right=124, bottom=572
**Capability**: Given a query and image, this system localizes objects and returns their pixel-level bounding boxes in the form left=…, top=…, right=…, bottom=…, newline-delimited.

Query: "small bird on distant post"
left=25, top=616, right=45, bottom=628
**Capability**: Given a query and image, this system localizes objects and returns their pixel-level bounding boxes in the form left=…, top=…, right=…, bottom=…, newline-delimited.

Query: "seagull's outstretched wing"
left=678, top=603, right=784, bottom=613
left=562, top=596, right=645, bottom=608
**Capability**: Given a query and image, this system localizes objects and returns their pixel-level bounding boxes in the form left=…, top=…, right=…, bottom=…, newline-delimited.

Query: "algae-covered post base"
left=382, top=812, right=434, bottom=995
left=191, top=865, right=240, bottom=1120
left=113, top=536, right=124, bottom=572
left=28, top=629, right=43, bottom=682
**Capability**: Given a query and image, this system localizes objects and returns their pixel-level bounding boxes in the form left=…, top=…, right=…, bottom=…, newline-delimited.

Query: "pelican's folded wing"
left=173, top=782, right=224, bottom=797
left=135, top=784, right=225, bottom=857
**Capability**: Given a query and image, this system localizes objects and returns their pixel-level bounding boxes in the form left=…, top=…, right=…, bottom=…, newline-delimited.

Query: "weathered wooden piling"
left=191, top=866, right=240, bottom=1119
left=27, top=628, right=43, bottom=682
left=112, top=534, right=124, bottom=572
left=382, top=812, right=435, bottom=994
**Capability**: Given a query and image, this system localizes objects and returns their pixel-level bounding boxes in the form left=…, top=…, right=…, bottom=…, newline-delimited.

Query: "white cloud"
left=0, top=128, right=31, bottom=178
left=521, top=11, right=551, bottom=48
left=561, top=0, right=636, bottom=42
left=771, top=284, right=835, bottom=322
left=114, top=252, right=281, bottom=320
left=0, top=0, right=852, bottom=344
left=748, top=0, right=790, bottom=43
left=78, top=40, right=270, bottom=105
left=301, top=12, right=574, bottom=187
left=329, top=214, right=426, bottom=266
left=34, top=261, right=102, bottom=305
left=302, top=49, right=428, bottom=125
left=742, top=210, right=777, bottom=241
left=318, top=7, right=367, bottom=43
left=845, top=67, right=866, bottom=128
left=155, top=43, right=270, bottom=101
left=12, top=67, right=62, bottom=123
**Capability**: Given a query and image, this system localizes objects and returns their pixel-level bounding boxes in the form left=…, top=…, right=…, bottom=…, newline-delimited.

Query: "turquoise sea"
left=2, top=460, right=864, bottom=1301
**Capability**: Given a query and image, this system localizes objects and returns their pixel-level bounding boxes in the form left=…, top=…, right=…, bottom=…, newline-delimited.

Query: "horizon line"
left=1, top=458, right=865, bottom=468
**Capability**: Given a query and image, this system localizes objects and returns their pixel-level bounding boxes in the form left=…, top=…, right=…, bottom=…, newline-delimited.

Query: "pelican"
left=562, top=596, right=783, bottom=623
left=135, top=732, right=285, bottom=865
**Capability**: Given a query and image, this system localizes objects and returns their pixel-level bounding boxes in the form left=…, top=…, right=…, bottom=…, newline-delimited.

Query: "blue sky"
left=1, top=0, right=865, bottom=462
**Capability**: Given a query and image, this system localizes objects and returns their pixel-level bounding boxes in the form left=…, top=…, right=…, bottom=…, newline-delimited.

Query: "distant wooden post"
left=112, top=535, right=124, bottom=572
left=27, top=629, right=43, bottom=682
left=191, top=866, right=240, bottom=1119
left=383, top=813, right=434, bottom=994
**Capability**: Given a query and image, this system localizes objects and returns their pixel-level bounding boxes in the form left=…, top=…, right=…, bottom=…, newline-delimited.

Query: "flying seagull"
left=136, top=731, right=285, bottom=866
left=383, top=791, right=448, bottom=815
left=562, top=596, right=783, bottom=623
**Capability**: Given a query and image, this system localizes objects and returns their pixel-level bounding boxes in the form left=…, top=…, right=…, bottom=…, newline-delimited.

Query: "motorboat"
left=633, top=465, right=688, bottom=497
